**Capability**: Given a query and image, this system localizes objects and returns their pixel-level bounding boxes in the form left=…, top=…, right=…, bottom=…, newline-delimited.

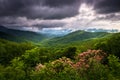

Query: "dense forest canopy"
left=0, top=31, right=120, bottom=80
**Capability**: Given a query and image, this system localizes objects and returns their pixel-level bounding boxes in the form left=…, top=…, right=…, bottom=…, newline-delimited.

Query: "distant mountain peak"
left=0, top=25, right=8, bottom=31
left=0, top=25, right=6, bottom=28
left=86, top=28, right=119, bottom=33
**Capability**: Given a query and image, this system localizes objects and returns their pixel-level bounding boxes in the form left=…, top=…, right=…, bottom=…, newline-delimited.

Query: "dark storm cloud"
left=0, top=0, right=120, bottom=19
left=0, top=0, right=81, bottom=19
left=45, top=0, right=80, bottom=7
left=0, top=16, right=66, bottom=30
left=0, top=0, right=119, bottom=20
left=95, top=0, right=120, bottom=14
left=0, top=0, right=120, bottom=31
left=81, top=0, right=120, bottom=21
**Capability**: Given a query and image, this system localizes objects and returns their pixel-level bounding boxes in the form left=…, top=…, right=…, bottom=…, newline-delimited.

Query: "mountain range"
left=42, top=30, right=110, bottom=46
left=0, top=25, right=49, bottom=42
left=0, top=25, right=112, bottom=44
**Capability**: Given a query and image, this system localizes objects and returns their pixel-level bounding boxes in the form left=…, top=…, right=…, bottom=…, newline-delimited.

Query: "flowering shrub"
left=35, top=50, right=107, bottom=72
left=35, top=63, right=45, bottom=71
left=32, top=50, right=120, bottom=80
left=34, top=57, right=73, bottom=73
left=51, top=57, right=73, bottom=66
left=74, top=50, right=107, bottom=69
left=46, top=57, right=73, bottom=73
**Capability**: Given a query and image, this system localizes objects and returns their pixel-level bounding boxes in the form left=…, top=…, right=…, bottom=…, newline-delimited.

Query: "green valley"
left=0, top=27, right=120, bottom=80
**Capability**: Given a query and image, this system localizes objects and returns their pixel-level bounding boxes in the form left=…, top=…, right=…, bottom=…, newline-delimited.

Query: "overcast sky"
left=0, top=0, right=120, bottom=31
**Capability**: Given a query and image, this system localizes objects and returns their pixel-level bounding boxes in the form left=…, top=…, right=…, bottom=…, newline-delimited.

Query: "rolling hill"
left=42, top=30, right=111, bottom=46
left=0, top=25, right=112, bottom=44
left=0, top=25, right=48, bottom=42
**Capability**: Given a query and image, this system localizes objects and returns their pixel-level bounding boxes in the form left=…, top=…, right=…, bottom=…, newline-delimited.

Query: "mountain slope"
left=0, top=25, right=48, bottom=42
left=43, top=30, right=111, bottom=46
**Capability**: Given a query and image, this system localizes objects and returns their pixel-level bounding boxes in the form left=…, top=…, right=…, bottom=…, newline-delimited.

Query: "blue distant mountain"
left=86, top=28, right=119, bottom=33
left=39, top=28, right=73, bottom=37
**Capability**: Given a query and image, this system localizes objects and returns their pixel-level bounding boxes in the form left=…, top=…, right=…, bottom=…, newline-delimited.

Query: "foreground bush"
left=94, top=33, right=120, bottom=58
left=31, top=57, right=80, bottom=80
left=0, top=50, right=120, bottom=80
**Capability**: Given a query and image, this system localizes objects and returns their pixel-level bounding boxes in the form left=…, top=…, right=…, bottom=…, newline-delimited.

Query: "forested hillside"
left=0, top=25, right=48, bottom=42
left=41, top=30, right=111, bottom=46
left=0, top=31, right=120, bottom=80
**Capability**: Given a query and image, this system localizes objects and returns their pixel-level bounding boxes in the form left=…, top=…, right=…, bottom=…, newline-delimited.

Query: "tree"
left=63, top=47, right=77, bottom=59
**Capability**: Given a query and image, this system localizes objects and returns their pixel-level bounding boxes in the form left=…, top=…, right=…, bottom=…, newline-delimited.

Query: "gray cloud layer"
left=0, top=0, right=120, bottom=19
left=95, top=0, right=120, bottom=14
left=0, top=0, right=81, bottom=19
left=0, top=0, right=120, bottom=30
